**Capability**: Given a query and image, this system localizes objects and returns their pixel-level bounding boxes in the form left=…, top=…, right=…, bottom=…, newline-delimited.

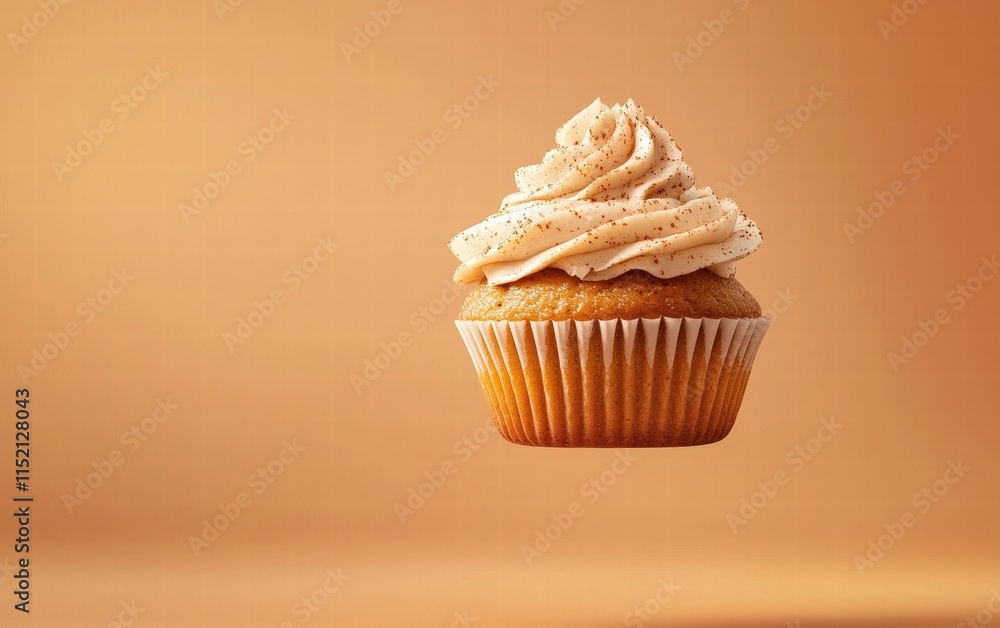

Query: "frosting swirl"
left=449, top=98, right=762, bottom=286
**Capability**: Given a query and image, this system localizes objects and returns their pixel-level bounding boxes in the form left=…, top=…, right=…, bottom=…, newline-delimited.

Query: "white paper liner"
left=456, top=316, right=770, bottom=448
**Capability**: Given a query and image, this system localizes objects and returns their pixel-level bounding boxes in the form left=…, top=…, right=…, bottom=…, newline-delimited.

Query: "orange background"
left=1, top=0, right=999, bottom=625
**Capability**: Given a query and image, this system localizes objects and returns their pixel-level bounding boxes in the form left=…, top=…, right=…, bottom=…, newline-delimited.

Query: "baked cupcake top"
left=459, top=268, right=762, bottom=321
left=449, top=98, right=762, bottom=286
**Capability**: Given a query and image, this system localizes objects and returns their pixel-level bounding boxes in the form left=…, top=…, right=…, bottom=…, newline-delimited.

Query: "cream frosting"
left=449, top=98, right=761, bottom=286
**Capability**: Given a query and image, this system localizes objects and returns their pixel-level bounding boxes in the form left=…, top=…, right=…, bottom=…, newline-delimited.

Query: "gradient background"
left=1, top=0, right=998, bottom=626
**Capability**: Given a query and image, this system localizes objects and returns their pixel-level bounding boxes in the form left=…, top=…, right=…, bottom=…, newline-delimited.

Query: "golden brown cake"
left=459, top=268, right=761, bottom=321
left=449, top=98, right=770, bottom=448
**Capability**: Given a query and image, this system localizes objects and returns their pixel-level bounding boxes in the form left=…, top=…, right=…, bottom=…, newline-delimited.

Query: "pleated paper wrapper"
left=455, top=316, right=770, bottom=447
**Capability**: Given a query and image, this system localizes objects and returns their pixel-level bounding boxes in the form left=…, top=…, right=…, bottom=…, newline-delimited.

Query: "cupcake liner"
left=455, top=316, right=770, bottom=448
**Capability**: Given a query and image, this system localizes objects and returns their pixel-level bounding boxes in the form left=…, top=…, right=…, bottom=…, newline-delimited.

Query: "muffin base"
left=456, top=316, right=770, bottom=447
left=460, top=268, right=762, bottom=321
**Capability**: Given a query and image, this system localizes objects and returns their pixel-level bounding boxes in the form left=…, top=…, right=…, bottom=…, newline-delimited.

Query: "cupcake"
left=449, top=98, right=770, bottom=447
